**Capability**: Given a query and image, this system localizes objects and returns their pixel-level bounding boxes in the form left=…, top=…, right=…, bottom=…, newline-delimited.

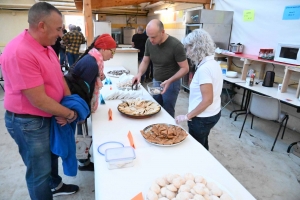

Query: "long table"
left=223, top=74, right=300, bottom=115
left=234, top=81, right=300, bottom=108
left=91, top=66, right=255, bottom=200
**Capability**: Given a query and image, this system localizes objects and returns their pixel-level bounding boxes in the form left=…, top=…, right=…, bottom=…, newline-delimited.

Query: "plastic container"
left=97, top=141, right=124, bottom=156
left=105, top=146, right=136, bottom=170
left=229, top=43, right=243, bottom=54
left=249, top=74, right=254, bottom=86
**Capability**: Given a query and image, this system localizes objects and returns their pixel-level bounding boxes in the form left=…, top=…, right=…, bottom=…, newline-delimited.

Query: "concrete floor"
left=1, top=87, right=300, bottom=200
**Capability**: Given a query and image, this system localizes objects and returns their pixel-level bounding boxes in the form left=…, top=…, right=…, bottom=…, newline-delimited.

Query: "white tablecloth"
left=92, top=66, right=255, bottom=199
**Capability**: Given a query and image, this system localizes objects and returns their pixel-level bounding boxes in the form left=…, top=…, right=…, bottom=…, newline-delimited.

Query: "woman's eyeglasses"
left=108, top=49, right=115, bottom=55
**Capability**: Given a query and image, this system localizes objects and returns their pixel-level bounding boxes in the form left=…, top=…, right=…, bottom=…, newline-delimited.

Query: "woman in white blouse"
left=175, top=29, right=223, bottom=150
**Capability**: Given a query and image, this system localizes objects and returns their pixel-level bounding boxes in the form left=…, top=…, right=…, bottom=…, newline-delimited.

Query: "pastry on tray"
left=107, top=70, right=130, bottom=77
left=118, top=99, right=161, bottom=116
left=141, top=124, right=188, bottom=145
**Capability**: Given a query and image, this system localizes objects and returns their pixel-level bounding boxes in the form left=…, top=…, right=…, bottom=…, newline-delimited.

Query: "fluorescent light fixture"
left=154, top=8, right=169, bottom=14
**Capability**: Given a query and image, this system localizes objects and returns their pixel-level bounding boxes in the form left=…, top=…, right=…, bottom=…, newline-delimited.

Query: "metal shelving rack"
left=181, top=9, right=233, bottom=91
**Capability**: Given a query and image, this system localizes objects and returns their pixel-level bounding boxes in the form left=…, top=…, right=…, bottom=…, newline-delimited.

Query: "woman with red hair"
left=65, top=34, right=116, bottom=171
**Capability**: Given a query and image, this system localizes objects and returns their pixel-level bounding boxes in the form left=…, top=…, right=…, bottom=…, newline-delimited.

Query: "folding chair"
left=221, top=81, right=236, bottom=110
left=239, top=93, right=289, bottom=151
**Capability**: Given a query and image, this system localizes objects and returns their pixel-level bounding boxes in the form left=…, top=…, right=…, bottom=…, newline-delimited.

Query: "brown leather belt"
left=6, top=110, right=44, bottom=119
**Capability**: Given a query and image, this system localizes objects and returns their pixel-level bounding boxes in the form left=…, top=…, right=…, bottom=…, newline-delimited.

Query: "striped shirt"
left=62, top=30, right=85, bottom=54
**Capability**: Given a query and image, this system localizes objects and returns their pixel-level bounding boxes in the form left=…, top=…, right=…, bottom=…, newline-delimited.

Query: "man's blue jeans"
left=152, top=79, right=181, bottom=118
left=188, top=111, right=221, bottom=150
left=66, top=52, right=80, bottom=67
left=5, top=112, right=62, bottom=200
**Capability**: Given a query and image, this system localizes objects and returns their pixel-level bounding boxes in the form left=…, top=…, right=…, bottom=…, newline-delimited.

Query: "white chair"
left=239, top=93, right=289, bottom=151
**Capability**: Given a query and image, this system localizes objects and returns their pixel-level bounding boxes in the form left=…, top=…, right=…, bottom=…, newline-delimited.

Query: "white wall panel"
left=215, top=0, right=300, bottom=55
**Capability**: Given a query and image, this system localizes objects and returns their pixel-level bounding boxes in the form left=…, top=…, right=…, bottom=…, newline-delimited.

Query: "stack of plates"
left=226, top=71, right=238, bottom=78
left=103, top=90, right=142, bottom=100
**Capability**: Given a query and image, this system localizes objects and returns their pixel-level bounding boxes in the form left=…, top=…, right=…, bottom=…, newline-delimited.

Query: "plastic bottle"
left=249, top=74, right=254, bottom=86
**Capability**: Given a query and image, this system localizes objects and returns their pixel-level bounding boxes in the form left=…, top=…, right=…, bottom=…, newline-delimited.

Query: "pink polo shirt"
left=1, top=30, right=65, bottom=117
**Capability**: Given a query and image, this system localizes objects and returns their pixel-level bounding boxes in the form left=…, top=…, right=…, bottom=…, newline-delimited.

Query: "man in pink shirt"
left=1, top=2, right=79, bottom=199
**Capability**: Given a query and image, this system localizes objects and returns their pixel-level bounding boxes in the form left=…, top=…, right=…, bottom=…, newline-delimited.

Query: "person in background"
left=76, top=26, right=82, bottom=32
left=131, top=26, right=148, bottom=82
left=0, top=2, right=79, bottom=199
left=67, top=24, right=72, bottom=31
left=175, top=29, right=222, bottom=150
left=143, top=29, right=153, bottom=82
left=59, top=24, right=68, bottom=67
left=51, top=38, right=60, bottom=57
left=51, top=24, right=67, bottom=60
left=62, top=24, right=85, bottom=67
left=132, top=19, right=189, bottom=117
left=65, top=34, right=116, bottom=171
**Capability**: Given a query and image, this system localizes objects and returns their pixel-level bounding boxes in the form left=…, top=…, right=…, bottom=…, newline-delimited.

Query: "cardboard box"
left=96, top=14, right=106, bottom=21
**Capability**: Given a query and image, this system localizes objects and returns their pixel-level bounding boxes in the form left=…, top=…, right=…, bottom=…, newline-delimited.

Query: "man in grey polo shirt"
left=133, top=19, right=189, bottom=117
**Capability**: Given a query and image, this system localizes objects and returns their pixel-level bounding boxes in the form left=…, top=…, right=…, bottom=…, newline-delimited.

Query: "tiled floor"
left=1, top=87, right=300, bottom=200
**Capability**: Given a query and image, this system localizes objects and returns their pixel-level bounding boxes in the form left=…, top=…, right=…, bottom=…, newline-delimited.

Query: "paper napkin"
left=127, top=131, right=135, bottom=149
left=108, top=108, right=112, bottom=120
left=131, top=192, right=144, bottom=200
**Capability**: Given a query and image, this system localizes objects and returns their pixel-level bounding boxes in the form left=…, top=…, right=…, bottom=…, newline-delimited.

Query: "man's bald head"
left=146, top=19, right=164, bottom=33
left=146, top=19, right=166, bottom=45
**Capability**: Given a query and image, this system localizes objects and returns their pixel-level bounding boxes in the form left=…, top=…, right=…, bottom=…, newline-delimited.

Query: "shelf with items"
left=222, top=52, right=300, bottom=97
left=282, top=66, right=300, bottom=98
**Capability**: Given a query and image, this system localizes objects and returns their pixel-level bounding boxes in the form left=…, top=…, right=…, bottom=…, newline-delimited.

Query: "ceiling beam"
left=0, top=3, right=77, bottom=11
left=94, top=9, right=148, bottom=16
left=38, top=0, right=75, bottom=2
left=93, top=0, right=160, bottom=9
left=169, top=0, right=210, bottom=3
left=75, top=0, right=211, bottom=10
left=75, top=0, right=159, bottom=10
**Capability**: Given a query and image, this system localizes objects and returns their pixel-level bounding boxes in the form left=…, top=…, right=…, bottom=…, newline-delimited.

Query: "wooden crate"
left=96, top=14, right=106, bottom=21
